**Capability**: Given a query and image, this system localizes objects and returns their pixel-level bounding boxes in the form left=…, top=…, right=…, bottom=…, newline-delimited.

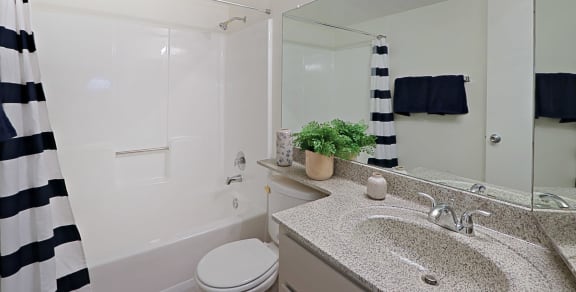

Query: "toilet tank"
left=267, top=174, right=325, bottom=244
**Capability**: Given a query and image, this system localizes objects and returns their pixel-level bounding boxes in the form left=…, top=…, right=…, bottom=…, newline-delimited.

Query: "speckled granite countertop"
left=536, top=211, right=576, bottom=277
left=258, top=159, right=576, bottom=292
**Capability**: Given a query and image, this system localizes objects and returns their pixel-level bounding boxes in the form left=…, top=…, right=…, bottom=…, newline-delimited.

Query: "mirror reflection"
left=533, top=0, right=576, bottom=210
left=282, top=0, right=535, bottom=207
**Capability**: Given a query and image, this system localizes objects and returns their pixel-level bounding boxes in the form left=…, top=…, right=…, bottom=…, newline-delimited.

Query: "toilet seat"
left=196, top=262, right=278, bottom=292
left=196, top=239, right=279, bottom=292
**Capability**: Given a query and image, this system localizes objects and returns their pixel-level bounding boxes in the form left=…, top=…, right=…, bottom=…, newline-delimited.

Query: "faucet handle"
left=469, top=183, right=486, bottom=195
left=418, top=192, right=436, bottom=208
left=461, top=210, right=491, bottom=224
left=460, top=209, right=491, bottom=236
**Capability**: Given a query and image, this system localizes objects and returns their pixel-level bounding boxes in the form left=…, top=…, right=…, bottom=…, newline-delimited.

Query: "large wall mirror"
left=282, top=0, right=543, bottom=208
left=533, top=0, right=576, bottom=210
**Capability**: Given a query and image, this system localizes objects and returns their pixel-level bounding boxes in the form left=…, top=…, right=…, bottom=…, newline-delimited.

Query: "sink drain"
left=421, top=274, right=439, bottom=286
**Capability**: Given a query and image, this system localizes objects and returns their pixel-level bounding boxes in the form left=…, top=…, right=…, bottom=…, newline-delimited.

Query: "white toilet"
left=195, top=175, right=325, bottom=292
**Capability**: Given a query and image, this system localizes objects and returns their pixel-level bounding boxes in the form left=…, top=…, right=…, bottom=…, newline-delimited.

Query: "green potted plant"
left=331, top=119, right=376, bottom=160
left=293, top=119, right=376, bottom=180
left=293, top=121, right=342, bottom=180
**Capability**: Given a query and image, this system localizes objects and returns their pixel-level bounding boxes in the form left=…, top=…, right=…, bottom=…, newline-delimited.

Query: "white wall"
left=33, top=0, right=229, bottom=30
left=282, top=42, right=336, bottom=130
left=223, top=20, right=270, bottom=215
left=33, top=7, right=226, bottom=265
left=32, top=0, right=270, bottom=267
left=282, top=17, right=372, bottom=132
left=270, top=0, right=316, bottom=154
left=533, top=0, right=576, bottom=187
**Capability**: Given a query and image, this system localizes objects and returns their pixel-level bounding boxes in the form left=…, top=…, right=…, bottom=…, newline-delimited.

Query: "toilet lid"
left=196, top=239, right=278, bottom=289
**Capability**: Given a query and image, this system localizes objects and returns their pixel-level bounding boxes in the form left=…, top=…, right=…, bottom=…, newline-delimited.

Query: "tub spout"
left=226, top=174, right=243, bottom=185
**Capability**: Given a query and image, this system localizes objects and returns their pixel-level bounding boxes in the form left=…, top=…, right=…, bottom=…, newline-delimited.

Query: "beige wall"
left=534, top=0, right=576, bottom=187
left=355, top=0, right=487, bottom=180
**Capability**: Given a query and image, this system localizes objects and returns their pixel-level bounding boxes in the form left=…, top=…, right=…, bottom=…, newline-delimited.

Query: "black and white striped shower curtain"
left=0, top=1, right=91, bottom=291
left=367, top=38, right=398, bottom=168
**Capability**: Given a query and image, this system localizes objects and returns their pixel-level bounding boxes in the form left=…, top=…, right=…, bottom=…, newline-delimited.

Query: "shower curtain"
left=0, top=1, right=91, bottom=291
left=367, top=38, right=398, bottom=168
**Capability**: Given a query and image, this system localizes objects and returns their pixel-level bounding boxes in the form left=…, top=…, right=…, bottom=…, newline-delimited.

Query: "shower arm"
left=219, top=16, right=247, bottom=30
left=226, top=16, right=246, bottom=24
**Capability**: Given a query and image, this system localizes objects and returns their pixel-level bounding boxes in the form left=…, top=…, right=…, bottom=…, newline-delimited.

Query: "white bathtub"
left=84, top=182, right=267, bottom=292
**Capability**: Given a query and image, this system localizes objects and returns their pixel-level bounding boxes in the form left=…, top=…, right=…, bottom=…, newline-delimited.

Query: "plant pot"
left=305, top=150, right=334, bottom=180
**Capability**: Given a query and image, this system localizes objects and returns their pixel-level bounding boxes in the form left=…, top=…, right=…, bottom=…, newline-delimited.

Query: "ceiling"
left=285, top=0, right=450, bottom=26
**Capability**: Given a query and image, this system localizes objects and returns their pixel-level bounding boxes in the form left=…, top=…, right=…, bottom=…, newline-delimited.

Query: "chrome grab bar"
left=115, top=146, right=169, bottom=156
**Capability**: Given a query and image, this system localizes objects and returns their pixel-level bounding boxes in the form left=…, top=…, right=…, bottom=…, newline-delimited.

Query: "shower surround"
left=32, top=1, right=271, bottom=290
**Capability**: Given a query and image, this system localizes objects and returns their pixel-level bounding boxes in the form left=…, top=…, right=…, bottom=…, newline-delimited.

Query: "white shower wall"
left=31, top=2, right=270, bottom=267
left=223, top=20, right=270, bottom=208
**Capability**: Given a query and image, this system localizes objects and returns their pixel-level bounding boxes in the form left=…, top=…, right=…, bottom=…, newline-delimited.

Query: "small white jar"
left=367, top=172, right=387, bottom=200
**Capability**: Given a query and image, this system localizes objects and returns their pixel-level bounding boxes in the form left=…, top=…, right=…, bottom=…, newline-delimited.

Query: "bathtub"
left=83, top=181, right=267, bottom=292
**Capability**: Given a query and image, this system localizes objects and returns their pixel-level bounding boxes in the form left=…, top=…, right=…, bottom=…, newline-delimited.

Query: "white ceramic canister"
left=276, top=129, right=293, bottom=167
left=367, top=172, right=387, bottom=200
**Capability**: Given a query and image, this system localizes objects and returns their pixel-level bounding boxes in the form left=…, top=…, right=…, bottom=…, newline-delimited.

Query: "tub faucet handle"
left=234, top=151, right=246, bottom=171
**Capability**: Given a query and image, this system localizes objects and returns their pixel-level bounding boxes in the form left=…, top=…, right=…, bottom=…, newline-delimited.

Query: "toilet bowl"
left=195, top=175, right=324, bottom=292
left=196, top=239, right=278, bottom=292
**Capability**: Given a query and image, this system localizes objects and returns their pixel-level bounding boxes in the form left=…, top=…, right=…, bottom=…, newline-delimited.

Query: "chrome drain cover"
left=421, top=274, right=439, bottom=286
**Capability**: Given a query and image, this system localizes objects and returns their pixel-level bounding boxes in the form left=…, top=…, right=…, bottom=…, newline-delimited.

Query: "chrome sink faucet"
left=539, top=193, right=570, bottom=209
left=418, top=192, right=491, bottom=236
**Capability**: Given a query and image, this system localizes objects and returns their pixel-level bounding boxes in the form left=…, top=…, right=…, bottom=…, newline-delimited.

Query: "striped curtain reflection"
left=0, top=1, right=91, bottom=291
left=367, top=38, right=398, bottom=168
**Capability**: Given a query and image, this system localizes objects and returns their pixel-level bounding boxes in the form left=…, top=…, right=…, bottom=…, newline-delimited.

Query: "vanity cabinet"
left=278, top=230, right=365, bottom=292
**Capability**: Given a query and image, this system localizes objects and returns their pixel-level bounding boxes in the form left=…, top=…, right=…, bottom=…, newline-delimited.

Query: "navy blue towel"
left=393, top=76, right=431, bottom=116
left=0, top=98, right=16, bottom=142
left=535, top=73, right=576, bottom=123
left=428, top=75, right=468, bottom=115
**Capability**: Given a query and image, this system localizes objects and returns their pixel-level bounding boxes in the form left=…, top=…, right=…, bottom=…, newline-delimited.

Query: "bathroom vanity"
left=258, top=158, right=576, bottom=291
left=279, top=232, right=364, bottom=292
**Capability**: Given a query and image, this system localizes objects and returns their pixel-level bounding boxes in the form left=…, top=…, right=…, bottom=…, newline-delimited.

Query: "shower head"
left=219, top=16, right=247, bottom=30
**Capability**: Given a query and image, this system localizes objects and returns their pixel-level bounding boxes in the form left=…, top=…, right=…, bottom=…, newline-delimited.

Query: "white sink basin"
left=338, top=206, right=553, bottom=291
